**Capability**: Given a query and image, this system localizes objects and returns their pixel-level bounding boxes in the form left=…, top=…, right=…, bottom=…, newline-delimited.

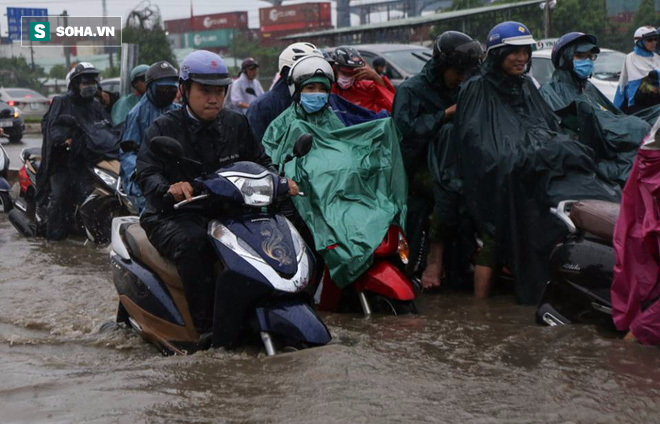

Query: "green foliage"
left=229, top=32, right=280, bottom=79
left=0, top=56, right=45, bottom=93
left=49, top=64, right=68, bottom=80
left=633, top=0, right=660, bottom=31
left=101, top=66, right=120, bottom=79
left=123, top=18, right=177, bottom=67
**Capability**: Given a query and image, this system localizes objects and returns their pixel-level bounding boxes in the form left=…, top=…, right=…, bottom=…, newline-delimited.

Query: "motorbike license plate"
left=29, top=103, right=40, bottom=110
left=0, top=119, right=13, bottom=127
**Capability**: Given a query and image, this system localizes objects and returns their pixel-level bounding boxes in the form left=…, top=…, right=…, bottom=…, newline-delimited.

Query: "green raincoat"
left=540, top=69, right=647, bottom=185
left=263, top=103, right=408, bottom=287
left=111, top=93, right=141, bottom=126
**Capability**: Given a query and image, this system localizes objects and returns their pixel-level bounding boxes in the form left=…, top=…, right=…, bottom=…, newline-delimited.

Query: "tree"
left=229, top=32, right=280, bottom=79
left=49, top=64, right=68, bottom=79
left=0, top=56, right=45, bottom=93
left=633, top=0, right=660, bottom=31
left=123, top=3, right=177, bottom=67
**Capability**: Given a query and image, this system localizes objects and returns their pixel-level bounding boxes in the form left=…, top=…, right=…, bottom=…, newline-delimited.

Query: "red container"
left=165, top=18, right=192, bottom=34
left=166, top=11, right=248, bottom=34
left=259, top=2, right=331, bottom=33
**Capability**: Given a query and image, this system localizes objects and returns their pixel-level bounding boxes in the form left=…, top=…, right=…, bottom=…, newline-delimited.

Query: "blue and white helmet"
left=486, top=21, right=536, bottom=53
left=179, top=50, right=232, bottom=86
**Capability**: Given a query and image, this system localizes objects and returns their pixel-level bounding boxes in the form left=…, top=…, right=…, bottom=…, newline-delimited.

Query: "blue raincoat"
left=121, top=82, right=180, bottom=212
left=614, top=42, right=660, bottom=109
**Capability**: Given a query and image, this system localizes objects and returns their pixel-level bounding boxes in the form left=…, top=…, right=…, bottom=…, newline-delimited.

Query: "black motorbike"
left=8, top=115, right=135, bottom=243
left=536, top=199, right=619, bottom=328
left=109, top=135, right=331, bottom=355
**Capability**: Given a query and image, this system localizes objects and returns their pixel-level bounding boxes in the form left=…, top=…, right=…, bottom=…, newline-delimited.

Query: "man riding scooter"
left=36, top=62, right=114, bottom=240
left=136, top=50, right=300, bottom=334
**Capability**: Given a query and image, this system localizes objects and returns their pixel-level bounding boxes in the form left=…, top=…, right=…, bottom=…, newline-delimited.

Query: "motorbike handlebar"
left=173, top=194, right=210, bottom=210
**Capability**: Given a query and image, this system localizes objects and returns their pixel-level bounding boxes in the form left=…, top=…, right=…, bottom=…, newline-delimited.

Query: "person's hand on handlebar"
left=168, top=181, right=194, bottom=202
left=287, top=178, right=300, bottom=196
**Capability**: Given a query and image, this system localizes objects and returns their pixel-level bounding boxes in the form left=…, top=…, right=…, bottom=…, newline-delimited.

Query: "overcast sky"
left=1, top=0, right=392, bottom=36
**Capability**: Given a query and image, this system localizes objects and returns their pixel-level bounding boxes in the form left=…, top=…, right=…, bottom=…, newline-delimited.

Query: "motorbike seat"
left=97, top=160, right=120, bottom=176
left=123, top=223, right=184, bottom=291
left=569, top=200, right=620, bottom=241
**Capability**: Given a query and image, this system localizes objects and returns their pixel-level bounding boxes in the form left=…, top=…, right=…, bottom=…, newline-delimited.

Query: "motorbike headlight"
left=13, top=108, right=20, bottom=119
left=94, top=168, right=118, bottom=189
left=397, top=230, right=410, bottom=265
left=226, top=175, right=274, bottom=206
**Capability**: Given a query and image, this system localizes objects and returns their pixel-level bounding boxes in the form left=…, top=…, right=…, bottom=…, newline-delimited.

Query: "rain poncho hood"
left=120, top=92, right=180, bottom=211
left=540, top=68, right=646, bottom=185
left=262, top=103, right=407, bottom=287
left=331, top=75, right=395, bottom=114
left=455, top=50, right=619, bottom=304
left=228, top=72, right=264, bottom=115
left=614, top=45, right=660, bottom=109
left=612, top=119, right=660, bottom=345
left=111, top=92, right=142, bottom=126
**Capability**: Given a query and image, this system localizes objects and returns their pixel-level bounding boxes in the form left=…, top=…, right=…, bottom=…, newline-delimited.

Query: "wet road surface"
left=0, top=216, right=659, bottom=423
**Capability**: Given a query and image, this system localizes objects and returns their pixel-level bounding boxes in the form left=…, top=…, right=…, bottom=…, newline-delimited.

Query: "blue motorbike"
left=109, top=136, right=331, bottom=355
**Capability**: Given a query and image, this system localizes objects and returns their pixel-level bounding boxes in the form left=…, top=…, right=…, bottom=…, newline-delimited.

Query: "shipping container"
left=259, top=2, right=331, bottom=33
left=259, top=26, right=331, bottom=47
left=193, top=11, right=248, bottom=31
left=165, top=18, right=192, bottom=34
left=184, top=29, right=233, bottom=49
left=166, top=11, right=247, bottom=35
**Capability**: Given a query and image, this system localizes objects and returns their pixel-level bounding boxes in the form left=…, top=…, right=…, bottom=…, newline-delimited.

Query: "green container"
left=184, top=29, right=232, bottom=48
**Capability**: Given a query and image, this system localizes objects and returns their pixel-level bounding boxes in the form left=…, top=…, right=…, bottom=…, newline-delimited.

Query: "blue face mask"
left=573, top=59, right=594, bottom=80
left=300, top=92, right=329, bottom=114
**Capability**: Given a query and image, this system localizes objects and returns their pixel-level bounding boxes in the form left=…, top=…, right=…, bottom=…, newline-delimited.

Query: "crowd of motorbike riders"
left=20, top=20, right=660, bottom=346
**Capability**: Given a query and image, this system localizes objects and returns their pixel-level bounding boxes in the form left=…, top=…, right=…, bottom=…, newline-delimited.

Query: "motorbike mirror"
left=120, top=139, right=139, bottom=153
left=245, top=87, right=256, bottom=96
left=293, top=133, right=313, bottom=158
left=151, top=136, right=184, bottom=159
left=56, top=114, right=78, bottom=127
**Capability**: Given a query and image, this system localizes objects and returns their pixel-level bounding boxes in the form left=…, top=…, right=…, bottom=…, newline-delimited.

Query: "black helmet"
left=145, top=61, right=178, bottom=87
left=66, top=62, right=100, bottom=90
left=433, top=31, right=483, bottom=70
left=331, top=46, right=365, bottom=68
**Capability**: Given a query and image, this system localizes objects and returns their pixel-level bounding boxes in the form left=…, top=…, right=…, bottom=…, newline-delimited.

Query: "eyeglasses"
left=574, top=52, right=598, bottom=61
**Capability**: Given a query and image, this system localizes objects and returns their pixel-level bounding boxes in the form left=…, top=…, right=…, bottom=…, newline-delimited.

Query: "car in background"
left=100, top=77, right=121, bottom=95
left=327, top=44, right=433, bottom=87
left=530, top=48, right=625, bottom=102
left=0, top=100, right=25, bottom=144
left=0, top=87, right=50, bottom=118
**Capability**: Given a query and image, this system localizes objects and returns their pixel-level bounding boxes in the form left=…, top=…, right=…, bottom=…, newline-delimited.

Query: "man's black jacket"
left=136, top=106, right=272, bottom=221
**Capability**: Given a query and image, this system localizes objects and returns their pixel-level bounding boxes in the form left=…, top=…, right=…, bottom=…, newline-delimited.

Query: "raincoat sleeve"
left=46, top=96, right=76, bottom=147
left=392, top=83, right=446, bottom=166
left=381, top=76, right=396, bottom=94
left=136, top=121, right=172, bottom=212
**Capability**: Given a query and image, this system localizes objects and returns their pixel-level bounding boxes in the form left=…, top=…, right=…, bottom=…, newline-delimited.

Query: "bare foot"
left=421, top=263, right=442, bottom=289
left=421, top=241, right=444, bottom=290
left=623, top=331, right=639, bottom=343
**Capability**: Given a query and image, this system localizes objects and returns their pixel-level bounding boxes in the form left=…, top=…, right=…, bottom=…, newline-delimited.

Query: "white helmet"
left=634, top=26, right=658, bottom=41
left=279, top=42, right=323, bottom=74
left=287, top=55, right=334, bottom=97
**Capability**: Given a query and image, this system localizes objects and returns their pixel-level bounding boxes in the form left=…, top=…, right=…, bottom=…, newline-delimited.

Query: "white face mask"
left=336, top=74, right=355, bottom=89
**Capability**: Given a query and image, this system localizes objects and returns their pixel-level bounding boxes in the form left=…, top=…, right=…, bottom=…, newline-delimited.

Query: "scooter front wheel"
left=368, top=292, right=418, bottom=315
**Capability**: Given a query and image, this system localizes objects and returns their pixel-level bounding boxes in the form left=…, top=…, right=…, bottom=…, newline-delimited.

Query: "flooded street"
left=0, top=216, right=659, bottom=423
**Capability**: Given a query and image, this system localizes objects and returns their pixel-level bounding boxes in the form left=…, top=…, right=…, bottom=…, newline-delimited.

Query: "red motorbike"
left=317, top=225, right=417, bottom=315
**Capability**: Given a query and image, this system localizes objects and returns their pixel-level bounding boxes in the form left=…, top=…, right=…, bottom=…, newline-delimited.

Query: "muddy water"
left=1, top=217, right=659, bottom=424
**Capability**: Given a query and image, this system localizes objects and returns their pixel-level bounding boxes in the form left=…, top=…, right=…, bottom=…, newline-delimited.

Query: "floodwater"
left=0, top=217, right=659, bottom=424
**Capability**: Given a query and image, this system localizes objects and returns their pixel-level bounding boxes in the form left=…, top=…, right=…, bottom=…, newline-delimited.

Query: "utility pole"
left=102, top=0, right=114, bottom=70
left=544, top=0, right=551, bottom=39
left=61, top=10, right=71, bottom=69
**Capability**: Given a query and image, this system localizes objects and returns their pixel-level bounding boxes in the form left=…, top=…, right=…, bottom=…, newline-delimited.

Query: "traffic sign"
left=7, top=7, right=48, bottom=41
